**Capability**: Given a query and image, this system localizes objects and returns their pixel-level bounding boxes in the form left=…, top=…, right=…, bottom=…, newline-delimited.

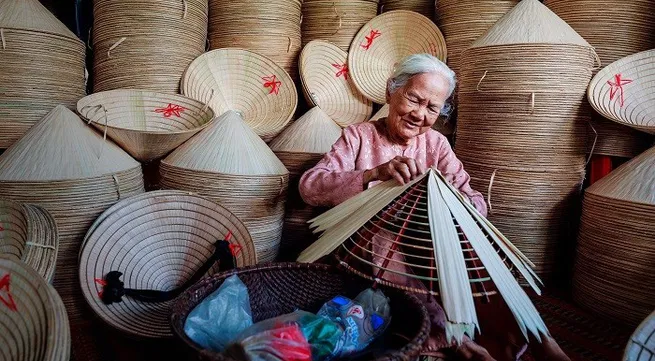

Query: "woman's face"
left=385, top=72, right=450, bottom=143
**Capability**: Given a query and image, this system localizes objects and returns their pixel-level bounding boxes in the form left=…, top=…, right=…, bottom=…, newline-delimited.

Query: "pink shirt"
left=299, top=120, right=488, bottom=217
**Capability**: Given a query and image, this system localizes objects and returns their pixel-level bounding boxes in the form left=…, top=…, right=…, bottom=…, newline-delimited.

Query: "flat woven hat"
left=181, top=48, right=298, bottom=141
left=0, top=256, right=70, bottom=361
left=0, top=199, right=58, bottom=283
left=348, top=10, right=447, bottom=104
left=79, top=190, right=256, bottom=338
left=588, top=49, right=655, bottom=135
left=77, top=90, right=215, bottom=162
left=299, top=40, right=373, bottom=127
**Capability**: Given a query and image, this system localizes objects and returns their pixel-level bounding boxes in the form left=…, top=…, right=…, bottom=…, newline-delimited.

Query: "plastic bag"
left=184, top=275, right=253, bottom=351
left=227, top=322, right=312, bottom=361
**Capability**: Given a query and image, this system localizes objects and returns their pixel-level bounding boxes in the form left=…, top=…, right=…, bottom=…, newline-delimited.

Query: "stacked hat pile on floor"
left=379, top=0, right=434, bottom=19
left=544, top=0, right=655, bottom=158
left=0, top=105, right=145, bottom=321
left=0, top=0, right=86, bottom=148
left=77, top=89, right=215, bottom=162
left=455, top=0, right=596, bottom=281
left=269, top=107, right=342, bottom=259
left=301, top=0, right=379, bottom=51
left=160, top=111, right=289, bottom=263
left=0, top=257, right=70, bottom=361
left=91, top=0, right=208, bottom=93
left=0, top=199, right=58, bottom=283
left=208, top=0, right=302, bottom=80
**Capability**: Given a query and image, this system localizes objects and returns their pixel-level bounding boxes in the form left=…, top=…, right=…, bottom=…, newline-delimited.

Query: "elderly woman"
left=299, top=54, right=570, bottom=361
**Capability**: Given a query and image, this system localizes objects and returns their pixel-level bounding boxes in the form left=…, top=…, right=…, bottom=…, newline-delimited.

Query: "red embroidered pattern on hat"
left=155, top=103, right=186, bottom=118
left=332, top=63, right=349, bottom=80
left=0, top=274, right=17, bottom=311
left=263, top=75, right=282, bottom=95
left=607, top=73, right=633, bottom=108
left=361, top=30, right=381, bottom=50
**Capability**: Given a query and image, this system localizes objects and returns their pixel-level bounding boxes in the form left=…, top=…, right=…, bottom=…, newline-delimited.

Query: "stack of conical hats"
left=0, top=0, right=86, bottom=149
left=91, top=0, right=208, bottom=93
left=207, top=0, right=302, bottom=81
left=269, top=107, right=342, bottom=259
left=455, top=0, right=596, bottom=281
left=0, top=105, right=145, bottom=321
left=573, top=146, right=655, bottom=326
left=380, top=0, right=434, bottom=19
left=545, top=0, right=655, bottom=158
left=301, top=0, right=379, bottom=51
left=160, top=111, right=289, bottom=262
left=0, top=257, right=70, bottom=361
left=0, top=199, right=58, bottom=283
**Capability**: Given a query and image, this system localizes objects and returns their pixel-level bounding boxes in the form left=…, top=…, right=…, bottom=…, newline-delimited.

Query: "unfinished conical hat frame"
left=624, top=310, right=655, bottom=361
left=587, top=49, right=655, bottom=135
left=348, top=10, right=447, bottom=104
left=0, top=199, right=59, bottom=283
left=299, top=40, right=373, bottom=127
left=0, top=256, right=70, bottom=361
left=77, top=90, right=216, bottom=162
left=79, top=190, right=256, bottom=338
left=181, top=48, right=298, bottom=141
left=299, top=169, right=547, bottom=344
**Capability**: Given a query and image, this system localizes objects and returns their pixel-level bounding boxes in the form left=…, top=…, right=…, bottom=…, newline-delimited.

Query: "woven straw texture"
left=77, top=89, right=215, bottom=162
left=171, top=262, right=430, bottom=361
left=380, top=0, right=434, bottom=19
left=588, top=49, right=655, bottom=135
left=0, top=0, right=86, bottom=149
left=161, top=111, right=289, bottom=262
left=79, top=190, right=256, bottom=338
left=301, top=0, right=378, bottom=52
left=182, top=48, right=298, bottom=141
left=0, top=199, right=58, bottom=283
left=455, top=0, right=596, bottom=281
left=0, top=257, right=70, bottom=361
left=208, top=0, right=302, bottom=80
left=624, top=310, right=655, bottom=361
left=545, top=0, right=655, bottom=158
left=348, top=10, right=447, bottom=104
left=92, top=0, right=208, bottom=93
left=0, top=105, right=145, bottom=322
left=299, top=40, right=373, bottom=127
left=573, top=146, right=654, bottom=327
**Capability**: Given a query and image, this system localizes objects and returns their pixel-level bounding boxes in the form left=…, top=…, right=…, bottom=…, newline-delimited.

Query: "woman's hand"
left=364, top=156, right=426, bottom=185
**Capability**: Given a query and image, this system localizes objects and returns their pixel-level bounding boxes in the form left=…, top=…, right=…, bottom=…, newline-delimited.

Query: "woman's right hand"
left=364, top=156, right=425, bottom=185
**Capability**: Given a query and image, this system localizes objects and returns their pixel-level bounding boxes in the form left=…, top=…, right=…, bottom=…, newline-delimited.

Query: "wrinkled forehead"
left=404, top=73, right=450, bottom=103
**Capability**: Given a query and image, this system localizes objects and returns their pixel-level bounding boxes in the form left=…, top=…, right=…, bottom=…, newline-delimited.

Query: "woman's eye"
left=428, top=107, right=438, bottom=113
left=407, top=97, right=419, bottom=104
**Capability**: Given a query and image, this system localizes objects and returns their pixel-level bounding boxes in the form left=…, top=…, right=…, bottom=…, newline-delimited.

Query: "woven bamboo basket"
left=0, top=0, right=86, bottom=149
left=299, top=40, right=373, bottom=127
left=181, top=48, right=298, bottom=141
left=380, top=0, right=434, bottom=19
left=0, top=105, right=145, bottom=323
left=573, top=146, right=655, bottom=327
left=455, top=0, right=596, bottom=281
left=92, top=0, right=208, bottom=93
left=208, top=0, right=302, bottom=80
left=301, top=0, right=378, bottom=51
left=79, top=190, right=256, bottom=339
left=171, top=262, right=430, bottom=361
left=161, top=111, right=289, bottom=262
left=348, top=10, right=447, bottom=104
left=77, top=90, right=215, bottom=162
left=544, top=0, right=655, bottom=158
left=624, top=310, right=655, bottom=361
left=0, top=199, right=58, bottom=283
left=0, top=256, right=70, bottom=361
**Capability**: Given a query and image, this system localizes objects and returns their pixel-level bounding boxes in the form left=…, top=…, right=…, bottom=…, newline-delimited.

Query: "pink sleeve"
left=436, top=139, right=488, bottom=217
left=298, top=126, right=366, bottom=207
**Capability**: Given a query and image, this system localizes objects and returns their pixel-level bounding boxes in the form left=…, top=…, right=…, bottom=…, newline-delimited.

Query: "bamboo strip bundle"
left=301, top=0, right=378, bottom=51
left=573, top=146, right=655, bottom=327
left=380, top=0, right=434, bottom=19
left=160, top=111, right=289, bottom=262
left=455, top=0, right=595, bottom=281
left=0, top=105, right=145, bottom=322
left=0, top=0, right=86, bottom=148
left=208, top=0, right=302, bottom=80
left=545, top=0, right=655, bottom=158
left=92, top=0, right=208, bottom=93
left=624, top=311, right=655, bottom=360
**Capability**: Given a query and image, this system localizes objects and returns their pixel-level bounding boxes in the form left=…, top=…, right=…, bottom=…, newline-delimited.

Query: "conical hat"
left=269, top=107, right=342, bottom=154
left=586, top=146, right=655, bottom=206
left=470, top=0, right=591, bottom=48
left=0, top=0, right=79, bottom=41
left=0, top=105, right=140, bottom=181
left=162, top=110, right=288, bottom=176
